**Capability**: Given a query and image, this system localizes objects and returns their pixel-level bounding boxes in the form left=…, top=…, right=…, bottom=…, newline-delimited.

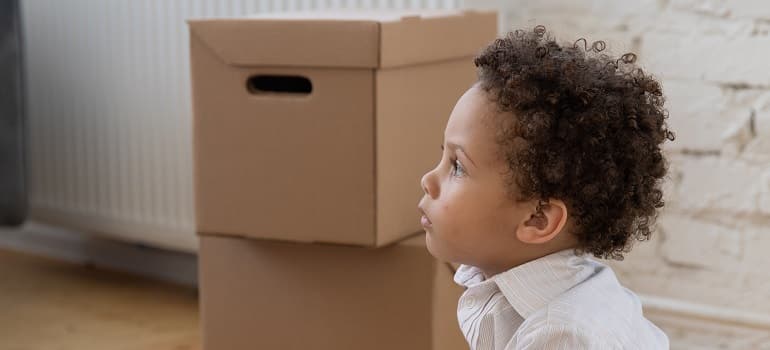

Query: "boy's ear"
left=515, top=199, right=568, bottom=244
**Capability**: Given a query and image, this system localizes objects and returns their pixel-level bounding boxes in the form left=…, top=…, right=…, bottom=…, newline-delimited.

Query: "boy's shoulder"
left=543, top=261, right=637, bottom=326
left=515, top=260, right=668, bottom=348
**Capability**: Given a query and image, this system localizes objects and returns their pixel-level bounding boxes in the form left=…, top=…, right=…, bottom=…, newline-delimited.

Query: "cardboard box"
left=199, top=233, right=467, bottom=350
left=189, top=10, right=497, bottom=246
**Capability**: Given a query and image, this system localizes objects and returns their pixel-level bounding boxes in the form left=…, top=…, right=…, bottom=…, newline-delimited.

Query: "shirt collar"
left=455, top=249, right=601, bottom=319
left=453, top=264, right=487, bottom=287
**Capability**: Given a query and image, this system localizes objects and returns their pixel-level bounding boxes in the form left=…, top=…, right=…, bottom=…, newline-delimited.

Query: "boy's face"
left=418, top=84, right=531, bottom=269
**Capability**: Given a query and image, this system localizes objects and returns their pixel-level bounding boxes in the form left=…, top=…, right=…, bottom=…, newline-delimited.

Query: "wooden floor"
left=0, top=248, right=200, bottom=350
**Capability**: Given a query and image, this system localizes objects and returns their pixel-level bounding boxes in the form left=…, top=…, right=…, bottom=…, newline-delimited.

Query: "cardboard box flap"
left=379, top=10, right=497, bottom=68
left=245, top=9, right=462, bottom=21
left=187, top=10, right=497, bottom=69
left=187, top=18, right=381, bottom=68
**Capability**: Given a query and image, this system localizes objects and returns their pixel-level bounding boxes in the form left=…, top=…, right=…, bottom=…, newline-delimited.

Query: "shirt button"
left=463, top=297, right=475, bottom=309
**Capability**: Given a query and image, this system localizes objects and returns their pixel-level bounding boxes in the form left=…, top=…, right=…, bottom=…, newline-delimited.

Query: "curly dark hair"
left=474, top=25, right=675, bottom=260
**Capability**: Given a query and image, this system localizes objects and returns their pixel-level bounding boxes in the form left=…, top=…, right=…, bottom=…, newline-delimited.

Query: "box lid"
left=187, top=9, right=497, bottom=69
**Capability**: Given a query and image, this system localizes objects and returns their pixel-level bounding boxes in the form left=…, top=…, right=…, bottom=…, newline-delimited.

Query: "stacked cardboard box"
left=189, top=10, right=497, bottom=350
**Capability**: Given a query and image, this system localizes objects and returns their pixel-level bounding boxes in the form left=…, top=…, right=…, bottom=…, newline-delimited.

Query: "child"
left=418, top=25, right=673, bottom=349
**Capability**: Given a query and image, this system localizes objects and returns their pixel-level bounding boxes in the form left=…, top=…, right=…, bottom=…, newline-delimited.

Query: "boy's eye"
left=440, top=144, right=465, bottom=178
left=451, top=158, right=465, bottom=177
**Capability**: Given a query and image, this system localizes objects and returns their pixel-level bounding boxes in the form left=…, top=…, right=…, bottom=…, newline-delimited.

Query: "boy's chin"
left=425, top=234, right=470, bottom=266
left=425, top=232, right=450, bottom=262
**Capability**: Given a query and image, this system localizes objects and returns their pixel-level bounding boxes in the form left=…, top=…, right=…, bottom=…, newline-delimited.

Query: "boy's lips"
left=421, top=215, right=432, bottom=228
left=418, top=206, right=433, bottom=228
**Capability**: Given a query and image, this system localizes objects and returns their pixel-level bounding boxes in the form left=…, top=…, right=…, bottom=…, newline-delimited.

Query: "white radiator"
left=21, top=0, right=462, bottom=252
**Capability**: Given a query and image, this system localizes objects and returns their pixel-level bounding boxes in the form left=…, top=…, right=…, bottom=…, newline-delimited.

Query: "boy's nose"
left=421, top=171, right=438, bottom=199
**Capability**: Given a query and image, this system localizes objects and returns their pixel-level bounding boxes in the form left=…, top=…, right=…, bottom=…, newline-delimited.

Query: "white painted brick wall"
left=463, top=0, right=770, bottom=348
left=643, top=34, right=770, bottom=85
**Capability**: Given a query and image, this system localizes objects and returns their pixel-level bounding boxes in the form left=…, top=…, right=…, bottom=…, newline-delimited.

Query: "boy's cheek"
left=438, top=203, right=461, bottom=227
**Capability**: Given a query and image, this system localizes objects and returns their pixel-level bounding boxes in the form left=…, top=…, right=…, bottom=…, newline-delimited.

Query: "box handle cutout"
left=247, top=75, right=312, bottom=95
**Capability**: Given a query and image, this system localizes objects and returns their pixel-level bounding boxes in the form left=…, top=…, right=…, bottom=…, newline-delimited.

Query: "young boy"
left=418, top=25, right=673, bottom=349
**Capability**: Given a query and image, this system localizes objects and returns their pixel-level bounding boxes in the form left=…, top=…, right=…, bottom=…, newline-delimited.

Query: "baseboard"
left=0, top=221, right=198, bottom=287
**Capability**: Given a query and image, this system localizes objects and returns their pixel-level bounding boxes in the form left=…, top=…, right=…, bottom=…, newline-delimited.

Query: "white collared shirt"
left=454, top=250, right=669, bottom=350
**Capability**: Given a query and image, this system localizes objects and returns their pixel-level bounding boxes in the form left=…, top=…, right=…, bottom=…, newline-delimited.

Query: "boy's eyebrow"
left=442, top=141, right=477, bottom=168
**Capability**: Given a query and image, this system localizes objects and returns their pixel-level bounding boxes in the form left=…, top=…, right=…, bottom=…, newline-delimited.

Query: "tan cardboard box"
left=189, top=10, right=497, bottom=247
left=199, top=233, right=467, bottom=350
